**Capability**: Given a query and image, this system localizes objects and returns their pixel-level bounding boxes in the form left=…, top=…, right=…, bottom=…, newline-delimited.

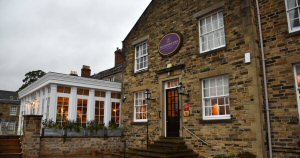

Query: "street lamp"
left=144, top=89, right=151, bottom=149
left=177, top=82, right=189, bottom=138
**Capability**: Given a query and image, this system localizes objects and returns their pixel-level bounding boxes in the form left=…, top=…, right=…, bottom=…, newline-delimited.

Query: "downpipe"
left=255, top=0, right=273, bottom=157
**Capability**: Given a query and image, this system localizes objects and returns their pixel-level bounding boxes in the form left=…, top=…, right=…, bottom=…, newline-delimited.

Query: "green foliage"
left=214, top=152, right=256, bottom=158
left=214, top=154, right=236, bottom=158
left=18, top=70, right=46, bottom=91
left=65, top=121, right=82, bottom=132
left=237, top=152, right=256, bottom=158
left=87, top=121, right=105, bottom=133
left=42, top=119, right=56, bottom=128
left=108, top=121, right=119, bottom=130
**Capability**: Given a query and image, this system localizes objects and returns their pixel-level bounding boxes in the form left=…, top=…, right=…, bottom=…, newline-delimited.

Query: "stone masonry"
left=259, top=0, right=300, bottom=157
left=122, top=0, right=267, bottom=157
left=22, top=115, right=43, bottom=158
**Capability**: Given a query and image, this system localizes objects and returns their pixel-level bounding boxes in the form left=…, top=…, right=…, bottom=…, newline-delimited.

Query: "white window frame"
left=199, top=10, right=226, bottom=53
left=285, top=0, right=300, bottom=33
left=293, top=64, right=300, bottom=119
left=134, top=91, right=147, bottom=122
left=10, top=106, right=17, bottom=116
left=134, top=41, right=148, bottom=72
left=202, top=75, right=230, bottom=120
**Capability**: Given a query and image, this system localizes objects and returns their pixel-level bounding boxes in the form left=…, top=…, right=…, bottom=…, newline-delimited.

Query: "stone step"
left=125, top=149, right=199, bottom=158
left=0, top=153, right=22, bottom=158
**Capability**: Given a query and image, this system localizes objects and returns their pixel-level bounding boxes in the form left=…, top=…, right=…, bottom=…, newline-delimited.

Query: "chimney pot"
left=81, top=65, right=91, bottom=77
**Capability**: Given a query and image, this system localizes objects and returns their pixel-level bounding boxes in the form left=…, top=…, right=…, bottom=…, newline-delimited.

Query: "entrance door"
left=166, top=88, right=180, bottom=137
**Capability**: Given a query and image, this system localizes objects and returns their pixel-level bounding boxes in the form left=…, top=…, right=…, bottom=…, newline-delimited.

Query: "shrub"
left=237, top=152, right=256, bottom=158
left=214, top=154, right=236, bottom=158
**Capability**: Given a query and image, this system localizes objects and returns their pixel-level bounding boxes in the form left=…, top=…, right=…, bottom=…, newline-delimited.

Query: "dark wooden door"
left=166, top=88, right=180, bottom=137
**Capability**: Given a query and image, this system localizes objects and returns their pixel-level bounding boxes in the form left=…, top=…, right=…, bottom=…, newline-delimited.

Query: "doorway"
left=165, top=82, right=180, bottom=137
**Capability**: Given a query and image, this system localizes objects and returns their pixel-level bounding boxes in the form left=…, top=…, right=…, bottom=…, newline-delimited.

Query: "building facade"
left=121, top=0, right=300, bottom=157
left=0, top=90, right=20, bottom=135
left=93, top=48, right=124, bottom=83
left=17, top=72, right=121, bottom=134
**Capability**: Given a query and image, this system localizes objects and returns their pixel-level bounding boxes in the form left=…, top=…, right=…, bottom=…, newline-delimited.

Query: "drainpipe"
left=255, top=0, right=273, bottom=157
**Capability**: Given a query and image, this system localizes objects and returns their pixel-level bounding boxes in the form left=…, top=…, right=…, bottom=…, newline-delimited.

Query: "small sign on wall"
left=184, top=103, right=190, bottom=117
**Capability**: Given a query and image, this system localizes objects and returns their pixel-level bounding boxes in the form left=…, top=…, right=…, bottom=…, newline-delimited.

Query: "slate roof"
left=92, top=64, right=123, bottom=80
left=0, top=90, right=20, bottom=105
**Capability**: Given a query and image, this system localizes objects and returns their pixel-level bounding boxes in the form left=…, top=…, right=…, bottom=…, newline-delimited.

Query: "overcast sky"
left=0, top=0, right=151, bottom=91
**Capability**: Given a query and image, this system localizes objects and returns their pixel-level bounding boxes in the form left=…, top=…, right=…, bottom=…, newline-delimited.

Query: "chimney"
left=115, top=48, right=123, bottom=66
left=70, top=71, right=78, bottom=76
left=81, top=65, right=91, bottom=77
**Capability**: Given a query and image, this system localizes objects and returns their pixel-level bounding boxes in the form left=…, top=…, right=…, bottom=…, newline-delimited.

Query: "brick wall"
left=40, top=137, right=123, bottom=157
left=259, top=0, right=300, bottom=157
left=122, top=0, right=266, bottom=157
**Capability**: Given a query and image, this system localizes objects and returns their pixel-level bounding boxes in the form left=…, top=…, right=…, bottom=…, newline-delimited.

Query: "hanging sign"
left=159, top=32, right=182, bottom=56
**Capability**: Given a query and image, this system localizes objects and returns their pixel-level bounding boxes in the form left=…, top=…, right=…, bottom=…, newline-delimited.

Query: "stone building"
left=121, top=0, right=300, bottom=157
left=17, top=70, right=121, bottom=135
left=0, top=90, right=20, bottom=135
left=93, top=48, right=124, bottom=83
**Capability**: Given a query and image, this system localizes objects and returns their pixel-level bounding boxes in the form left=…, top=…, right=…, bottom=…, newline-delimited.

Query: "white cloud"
left=0, top=0, right=151, bottom=91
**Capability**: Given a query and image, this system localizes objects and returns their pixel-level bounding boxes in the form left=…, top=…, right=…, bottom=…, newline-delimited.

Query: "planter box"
left=66, top=129, right=86, bottom=136
left=107, top=129, right=122, bottom=137
left=86, top=129, right=105, bottom=137
left=42, top=128, right=66, bottom=137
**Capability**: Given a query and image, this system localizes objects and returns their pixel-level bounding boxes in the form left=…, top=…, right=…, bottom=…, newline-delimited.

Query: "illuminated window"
left=57, top=86, right=71, bottom=94
left=294, top=64, right=300, bottom=118
left=111, top=102, right=120, bottom=125
left=95, top=91, right=106, bottom=97
left=77, top=88, right=89, bottom=96
left=77, top=99, right=87, bottom=127
left=285, top=0, right=300, bottom=33
left=111, top=92, right=121, bottom=99
left=199, top=11, right=225, bottom=53
left=202, top=75, right=230, bottom=120
left=95, top=101, right=104, bottom=124
left=10, top=106, right=17, bottom=116
left=134, top=91, right=147, bottom=122
left=56, top=97, right=69, bottom=123
left=135, top=41, right=148, bottom=72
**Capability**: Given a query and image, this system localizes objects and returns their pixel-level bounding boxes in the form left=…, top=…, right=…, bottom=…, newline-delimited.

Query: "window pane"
left=219, top=106, right=225, bottom=115
left=287, top=0, right=296, bottom=9
left=204, top=88, right=209, bottom=97
left=212, top=14, right=218, bottom=30
left=296, top=65, right=300, bottom=87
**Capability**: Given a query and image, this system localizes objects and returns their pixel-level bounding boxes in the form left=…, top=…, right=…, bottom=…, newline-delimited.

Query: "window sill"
left=199, top=46, right=226, bottom=57
left=287, top=29, right=300, bottom=37
left=200, top=117, right=232, bottom=124
left=131, top=121, right=147, bottom=125
left=134, top=69, right=148, bottom=75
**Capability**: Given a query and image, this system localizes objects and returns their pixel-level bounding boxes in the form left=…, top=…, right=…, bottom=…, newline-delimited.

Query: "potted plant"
left=42, top=119, right=65, bottom=136
left=86, top=121, right=105, bottom=136
left=65, top=121, right=85, bottom=136
left=107, top=121, right=122, bottom=137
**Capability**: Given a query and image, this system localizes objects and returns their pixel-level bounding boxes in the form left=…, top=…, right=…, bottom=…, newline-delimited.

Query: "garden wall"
left=22, top=115, right=123, bottom=158
left=40, top=137, right=123, bottom=157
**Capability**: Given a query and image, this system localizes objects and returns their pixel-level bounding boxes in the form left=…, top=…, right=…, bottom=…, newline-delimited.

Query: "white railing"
left=183, top=126, right=208, bottom=145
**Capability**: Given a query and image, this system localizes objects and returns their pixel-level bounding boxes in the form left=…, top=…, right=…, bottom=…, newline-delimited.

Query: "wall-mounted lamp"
left=177, top=82, right=189, bottom=97
left=122, top=95, right=127, bottom=103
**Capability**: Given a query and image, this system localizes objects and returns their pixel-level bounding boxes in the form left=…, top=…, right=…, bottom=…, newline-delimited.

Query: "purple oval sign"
left=159, top=33, right=182, bottom=56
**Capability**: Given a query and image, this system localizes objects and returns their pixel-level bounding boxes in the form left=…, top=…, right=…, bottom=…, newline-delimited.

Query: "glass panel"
left=212, top=14, right=218, bottom=30
left=210, top=87, right=216, bottom=96
left=226, top=105, right=230, bottom=115
left=219, top=106, right=225, bottom=115
left=206, top=17, right=212, bottom=32
left=296, top=65, right=300, bottom=87
left=204, top=88, right=209, bottom=97
left=218, top=97, right=224, bottom=105
left=287, top=0, right=296, bottom=9
left=205, top=107, right=211, bottom=116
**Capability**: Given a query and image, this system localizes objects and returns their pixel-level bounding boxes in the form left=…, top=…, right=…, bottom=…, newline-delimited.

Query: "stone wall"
left=259, top=0, right=300, bottom=157
left=21, top=115, right=124, bottom=157
left=40, top=137, right=123, bottom=157
left=0, top=103, right=20, bottom=134
left=122, top=0, right=266, bottom=157
left=22, top=115, right=42, bottom=158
